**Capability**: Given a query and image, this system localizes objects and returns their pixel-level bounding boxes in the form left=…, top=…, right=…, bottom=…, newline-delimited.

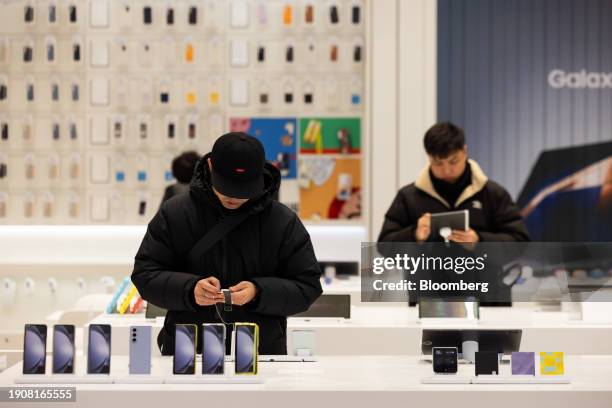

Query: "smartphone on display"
left=433, top=347, right=458, bottom=374
left=23, top=324, right=47, bottom=374
left=87, top=324, right=111, bottom=374
left=202, top=324, right=225, bottom=375
left=143, top=6, right=152, bottom=24
left=234, top=323, right=258, bottom=375
left=129, top=326, right=151, bottom=375
left=52, top=325, right=75, bottom=374
left=173, top=324, right=197, bottom=375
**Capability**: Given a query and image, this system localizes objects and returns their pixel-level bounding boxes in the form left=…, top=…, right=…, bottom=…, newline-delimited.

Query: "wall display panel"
left=299, top=156, right=361, bottom=220
left=437, top=0, right=612, bottom=241
left=0, top=0, right=365, bottom=224
left=299, top=117, right=361, bottom=154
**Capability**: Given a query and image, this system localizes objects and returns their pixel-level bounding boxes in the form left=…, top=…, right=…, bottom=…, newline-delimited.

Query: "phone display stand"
left=15, top=375, right=114, bottom=384
left=163, top=375, right=264, bottom=384
left=439, top=227, right=451, bottom=243
left=472, top=375, right=571, bottom=384
left=16, top=375, right=263, bottom=385
left=417, top=318, right=479, bottom=326
left=462, top=340, right=478, bottom=363
left=420, top=376, right=472, bottom=384
left=114, top=375, right=164, bottom=384
left=296, top=348, right=313, bottom=357
left=259, top=355, right=317, bottom=362
left=421, top=375, right=571, bottom=385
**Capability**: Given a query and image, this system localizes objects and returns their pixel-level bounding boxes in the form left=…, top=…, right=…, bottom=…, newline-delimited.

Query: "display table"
left=1, top=355, right=611, bottom=408
left=85, top=305, right=612, bottom=355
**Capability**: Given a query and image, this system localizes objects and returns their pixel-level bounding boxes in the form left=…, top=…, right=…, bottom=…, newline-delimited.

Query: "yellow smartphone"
left=173, top=324, right=197, bottom=374
left=234, top=323, right=258, bottom=375
left=118, top=285, right=138, bottom=314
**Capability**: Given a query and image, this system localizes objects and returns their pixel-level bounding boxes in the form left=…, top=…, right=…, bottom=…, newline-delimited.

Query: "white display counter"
left=85, top=305, right=612, bottom=355
left=1, top=355, right=611, bottom=408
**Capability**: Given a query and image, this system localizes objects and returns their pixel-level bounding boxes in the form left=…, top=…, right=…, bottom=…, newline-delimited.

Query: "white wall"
left=368, top=0, right=435, bottom=240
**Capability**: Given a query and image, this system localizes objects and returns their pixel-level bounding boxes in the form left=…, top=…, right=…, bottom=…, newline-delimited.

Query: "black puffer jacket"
left=378, top=160, right=530, bottom=243
left=132, top=154, right=322, bottom=355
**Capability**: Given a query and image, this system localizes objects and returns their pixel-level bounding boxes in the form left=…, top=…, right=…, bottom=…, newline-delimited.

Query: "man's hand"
left=449, top=228, right=480, bottom=243
left=194, top=276, right=222, bottom=306
left=228, top=281, right=258, bottom=306
left=415, top=213, right=431, bottom=242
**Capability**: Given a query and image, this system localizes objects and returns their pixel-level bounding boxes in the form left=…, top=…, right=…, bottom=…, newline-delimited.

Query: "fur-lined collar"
left=414, top=159, right=488, bottom=208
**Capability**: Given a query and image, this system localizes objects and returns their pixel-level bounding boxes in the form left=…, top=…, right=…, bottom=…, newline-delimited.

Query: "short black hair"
left=172, top=151, right=200, bottom=183
left=423, top=122, right=466, bottom=158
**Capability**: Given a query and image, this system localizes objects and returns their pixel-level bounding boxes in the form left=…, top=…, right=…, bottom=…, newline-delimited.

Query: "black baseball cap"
left=210, top=132, right=265, bottom=199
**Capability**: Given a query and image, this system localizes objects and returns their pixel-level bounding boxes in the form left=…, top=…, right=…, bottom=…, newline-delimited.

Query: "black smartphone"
left=23, top=46, right=33, bottom=63
left=24, top=5, right=34, bottom=23
left=330, top=4, right=339, bottom=24
left=87, top=324, right=111, bottom=374
left=188, top=6, right=197, bottom=25
left=1, top=123, right=8, bottom=141
left=173, top=324, right=197, bottom=375
left=23, top=324, right=47, bottom=374
left=433, top=347, right=458, bottom=374
left=53, top=325, right=75, bottom=374
left=167, top=122, right=175, bottom=139
left=234, top=323, right=258, bottom=375
left=48, top=4, right=57, bottom=23
left=143, top=6, right=152, bottom=24
left=286, top=46, right=294, bottom=63
left=202, top=324, right=225, bottom=375
left=352, top=5, right=361, bottom=24
left=73, top=43, right=81, bottom=61
left=69, top=5, right=77, bottom=23
left=138, top=200, right=147, bottom=216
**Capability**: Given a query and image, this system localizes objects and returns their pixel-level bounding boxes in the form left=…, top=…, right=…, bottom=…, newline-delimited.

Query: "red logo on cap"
left=235, top=168, right=245, bottom=173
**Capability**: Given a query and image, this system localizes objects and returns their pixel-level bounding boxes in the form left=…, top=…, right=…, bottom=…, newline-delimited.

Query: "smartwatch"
left=221, top=289, right=232, bottom=311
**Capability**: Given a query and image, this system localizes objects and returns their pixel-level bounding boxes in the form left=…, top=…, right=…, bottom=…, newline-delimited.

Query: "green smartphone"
left=234, top=323, right=259, bottom=375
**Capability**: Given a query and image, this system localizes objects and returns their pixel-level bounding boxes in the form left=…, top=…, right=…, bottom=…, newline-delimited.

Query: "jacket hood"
left=415, top=159, right=488, bottom=208
left=189, top=152, right=281, bottom=214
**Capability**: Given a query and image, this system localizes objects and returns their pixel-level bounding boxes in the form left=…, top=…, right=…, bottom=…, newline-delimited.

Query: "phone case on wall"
left=129, top=326, right=151, bottom=374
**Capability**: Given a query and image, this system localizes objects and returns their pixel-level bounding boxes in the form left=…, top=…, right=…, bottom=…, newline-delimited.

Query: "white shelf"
left=0, top=224, right=366, bottom=265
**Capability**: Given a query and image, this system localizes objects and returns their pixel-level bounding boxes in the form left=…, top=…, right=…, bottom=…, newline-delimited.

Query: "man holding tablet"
left=378, top=122, right=529, bottom=243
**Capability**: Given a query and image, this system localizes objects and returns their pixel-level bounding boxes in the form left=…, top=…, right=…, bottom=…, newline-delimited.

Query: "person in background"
left=378, top=122, right=529, bottom=243
left=161, top=151, right=200, bottom=205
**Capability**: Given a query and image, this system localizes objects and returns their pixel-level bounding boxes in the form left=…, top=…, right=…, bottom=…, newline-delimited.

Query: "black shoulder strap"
left=187, top=211, right=251, bottom=265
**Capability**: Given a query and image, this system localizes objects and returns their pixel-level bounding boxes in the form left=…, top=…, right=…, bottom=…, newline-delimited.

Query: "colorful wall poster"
left=298, top=157, right=361, bottom=220
left=540, top=352, right=564, bottom=376
left=230, top=117, right=298, bottom=179
left=299, top=118, right=361, bottom=155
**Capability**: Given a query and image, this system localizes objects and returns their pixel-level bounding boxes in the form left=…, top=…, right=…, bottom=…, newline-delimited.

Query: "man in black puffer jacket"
left=378, top=122, right=529, bottom=244
left=132, top=132, right=322, bottom=355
